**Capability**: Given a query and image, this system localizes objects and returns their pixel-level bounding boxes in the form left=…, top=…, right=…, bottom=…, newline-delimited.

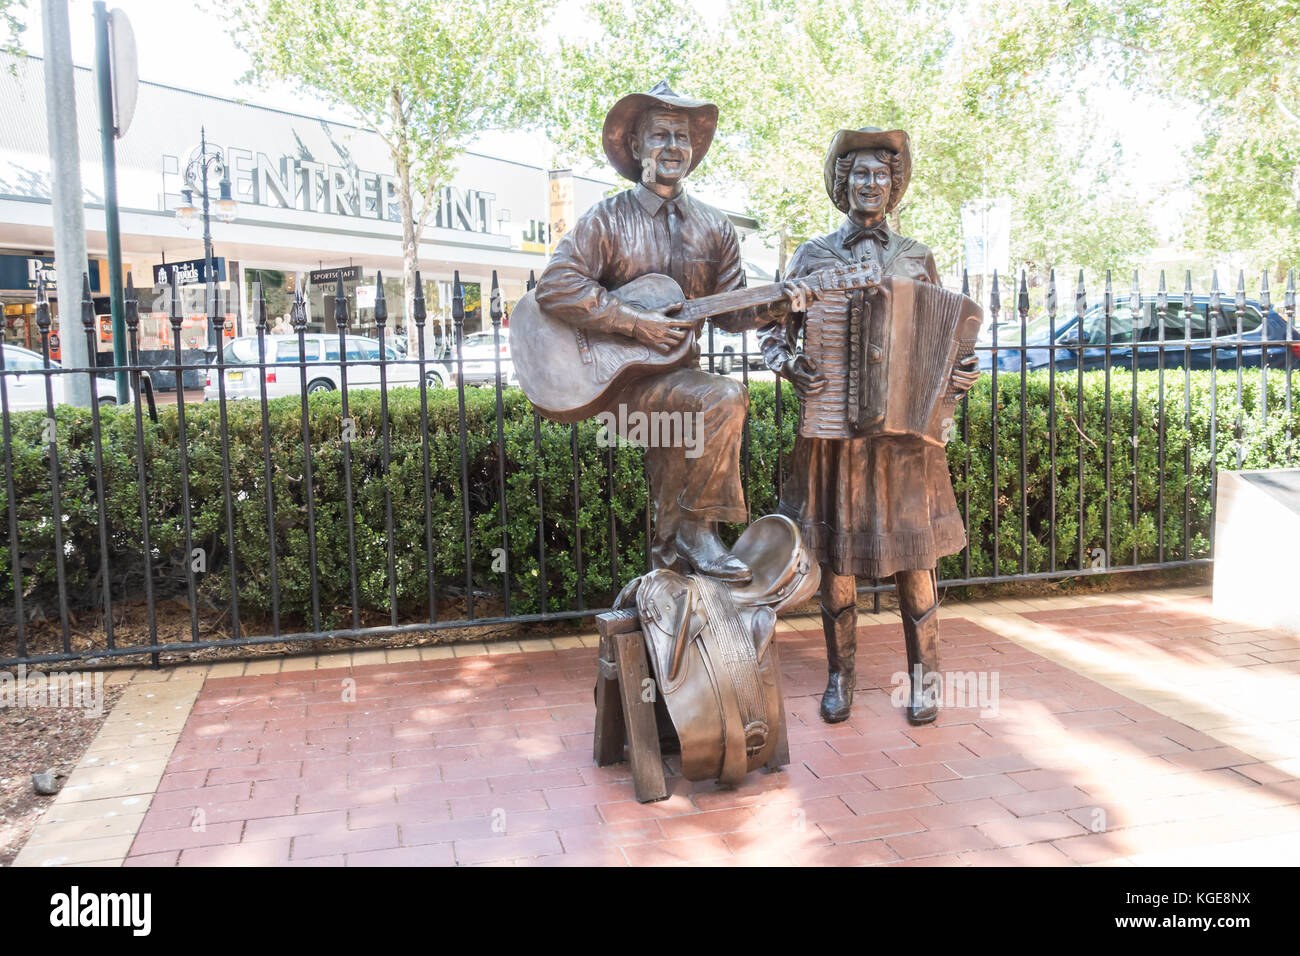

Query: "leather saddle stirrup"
left=903, top=601, right=940, bottom=725
left=819, top=602, right=857, bottom=724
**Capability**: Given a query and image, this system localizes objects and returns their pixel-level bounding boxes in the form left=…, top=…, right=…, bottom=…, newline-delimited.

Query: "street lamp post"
left=174, top=126, right=237, bottom=364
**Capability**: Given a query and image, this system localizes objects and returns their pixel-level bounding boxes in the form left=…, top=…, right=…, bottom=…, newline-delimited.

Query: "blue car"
left=979, top=295, right=1300, bottom=372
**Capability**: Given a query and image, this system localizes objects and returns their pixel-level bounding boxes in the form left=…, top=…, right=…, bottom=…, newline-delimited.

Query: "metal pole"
left=93, top=1, right=128, bottom=403
left=40, top=0, right=92, bottom=407
left=200, top=126, right=217, bottom=363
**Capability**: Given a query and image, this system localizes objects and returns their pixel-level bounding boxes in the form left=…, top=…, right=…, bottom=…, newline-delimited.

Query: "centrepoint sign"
left=171, top=143, right=498, bottom=234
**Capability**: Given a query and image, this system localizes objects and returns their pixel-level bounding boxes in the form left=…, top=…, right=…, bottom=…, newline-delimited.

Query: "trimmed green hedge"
left=1, top=369, right=1297, bottom=634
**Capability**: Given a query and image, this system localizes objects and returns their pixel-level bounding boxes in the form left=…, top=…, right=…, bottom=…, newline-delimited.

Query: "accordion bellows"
left=800, top=276, right=983, bottom=445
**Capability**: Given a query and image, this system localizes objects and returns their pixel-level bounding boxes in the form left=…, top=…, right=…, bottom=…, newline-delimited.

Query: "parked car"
left=704, top=324, right=765, bottom=374
left=443, top=329, right=516, bottom=386
left=979, top=295, right=1300, bottom=373
left=203, top=334, right=435, bottom=402
left=0, top=344, right=134, bottom=411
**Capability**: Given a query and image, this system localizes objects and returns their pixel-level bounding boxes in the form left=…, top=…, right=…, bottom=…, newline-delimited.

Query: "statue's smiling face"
left=630, top=110, right=693, bottom=187
left=848, top=152, right=892, bottom=220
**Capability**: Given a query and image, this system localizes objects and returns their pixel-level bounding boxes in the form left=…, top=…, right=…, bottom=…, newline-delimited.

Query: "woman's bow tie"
left=842, top=223, right=890, bottom=248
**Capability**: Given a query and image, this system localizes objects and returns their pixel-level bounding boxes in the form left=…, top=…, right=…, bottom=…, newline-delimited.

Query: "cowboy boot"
left=675, top=518, right=752, bottom=583
left=903, top=603, right=941, bottom=725
left=819, top=602, right=857, bottom=723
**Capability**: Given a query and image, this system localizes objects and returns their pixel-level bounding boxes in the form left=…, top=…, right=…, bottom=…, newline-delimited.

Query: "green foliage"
left=211, top=0, right=556, bottom=313
left=3, top=370, right=1298, bottom=642
left=946, top=366, right=1300, bottom=580
left=999, top=0, right=1300, bottom=265
left=1, top=0, right=25, bottom=61
left=542, top=0, right=1161, bottom=277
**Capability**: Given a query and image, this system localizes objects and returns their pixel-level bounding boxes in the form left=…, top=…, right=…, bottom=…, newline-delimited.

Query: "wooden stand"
left=593, top=609, right=668, bottom=803
left=593, top=607, right=790, bottom=804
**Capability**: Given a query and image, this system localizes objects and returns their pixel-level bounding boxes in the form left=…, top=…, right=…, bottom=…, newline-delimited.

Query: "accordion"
left=799, top=276, right=983, bottom=446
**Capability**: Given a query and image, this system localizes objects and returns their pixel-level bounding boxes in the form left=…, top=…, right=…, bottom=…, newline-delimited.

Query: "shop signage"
left=153, top=257, right=227, bottom=286
left=0, top=255, right=103, bottom=293
left=309, top=265, right=361, bottom=285
left=548, top=169, right=574, bottom=251
left=167, top=141, right=499, bottom=235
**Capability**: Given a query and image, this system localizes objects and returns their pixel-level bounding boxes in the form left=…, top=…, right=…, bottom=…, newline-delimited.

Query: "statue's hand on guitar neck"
left=625, top=301, right=697, bottom=354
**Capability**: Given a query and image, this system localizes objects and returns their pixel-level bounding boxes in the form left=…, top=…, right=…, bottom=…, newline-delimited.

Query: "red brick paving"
left=124, top=610, right=1300, bottom=866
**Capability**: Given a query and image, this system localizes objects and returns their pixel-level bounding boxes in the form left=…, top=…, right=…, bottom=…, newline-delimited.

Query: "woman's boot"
left=819, top=602, right=857, bottom=723
left=902, top=603, right=940, bottom=724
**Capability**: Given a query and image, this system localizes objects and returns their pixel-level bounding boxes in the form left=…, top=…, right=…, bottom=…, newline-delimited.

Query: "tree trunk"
left=1291, top=160, right=1300, bottom=239
left=398, top=169, right=419, bottom=357
left=391, top=88, right=420, bottom=358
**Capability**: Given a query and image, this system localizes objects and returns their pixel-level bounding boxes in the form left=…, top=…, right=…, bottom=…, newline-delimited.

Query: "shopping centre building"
left=0, top=53, right=773, bottom=367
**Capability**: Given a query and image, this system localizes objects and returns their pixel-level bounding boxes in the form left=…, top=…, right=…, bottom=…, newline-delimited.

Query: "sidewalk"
left=14, top=584, right=1300, bottom=866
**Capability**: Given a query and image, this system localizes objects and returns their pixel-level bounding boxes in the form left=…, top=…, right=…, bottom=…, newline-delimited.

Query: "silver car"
left=203, top=334, right=430, bottom=401
left=705, top=325, right=764, bottom=374
left=445, top=329, right=516, bottom=386
left=0, top=344, right=134, bottom=411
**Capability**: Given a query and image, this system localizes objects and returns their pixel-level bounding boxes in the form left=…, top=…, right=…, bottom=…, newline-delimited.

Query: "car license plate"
left=227, top=370, right=244, bottom=382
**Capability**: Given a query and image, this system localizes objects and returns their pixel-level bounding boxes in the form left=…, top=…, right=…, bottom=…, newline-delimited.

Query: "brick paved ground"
left=110, top=599, right=1300, bottom=867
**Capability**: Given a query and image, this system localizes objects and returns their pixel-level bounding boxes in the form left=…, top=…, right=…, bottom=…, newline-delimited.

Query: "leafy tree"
left=2, top=0, right=27, bottom=61
left=543, top=0, right=1159, bottom=282
left=996, top=0, right=1300, bottom=268
left=214, top=0, right=555, bottom=334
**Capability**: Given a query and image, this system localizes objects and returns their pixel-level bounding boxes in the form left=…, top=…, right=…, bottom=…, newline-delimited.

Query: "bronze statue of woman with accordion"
left=759, top=128, right=981, bottom=725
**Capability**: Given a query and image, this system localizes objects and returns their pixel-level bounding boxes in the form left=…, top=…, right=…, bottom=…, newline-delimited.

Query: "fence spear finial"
left=490, top=270, right=502, bottom=325
left=990, top=268, right=1001, bottom=317
left=1236, top=269, right=1247, bottom=313
left=1183, top=269, right=1194, bottom=313
left=35, top=273, right=49, bottom=333
left=1075, top=269, right=1087, bottom=319
left=253, top=281, right=267, bottom=331
left=1210, top=269, right=1221, bottom=314
left=961, top=267, right=970, bottom=297
left=374, top=272, right=387, bottom=326
left=452, top=270, right=464, bottom=327
left=412, top=271, right=426, bottom=326
left=1046, top=268, right=1057, bottom=318
left=1130, top=268, right=1141, bottom=316
left=1156, top=270, right=1168, bottom=314
left=82, top=271, right=96, bottom=331
left=291, top=277, right=307, bottom=331
left=526, top=269, right=536, bottom=292
left=1018, top=269, right=1029, bottom=319
left=1260, top=270, right=1271, bottom=313
left=334, top=274, right=348, bottom=329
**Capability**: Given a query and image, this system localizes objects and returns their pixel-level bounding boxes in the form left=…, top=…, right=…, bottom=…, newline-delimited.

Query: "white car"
left=203, top=334, right=432, bottom=401
left=445, top=329, right=516, bottom=386
left=0, top=344, right=133, bottom=411
left=705, top=325, right=765, bottom=374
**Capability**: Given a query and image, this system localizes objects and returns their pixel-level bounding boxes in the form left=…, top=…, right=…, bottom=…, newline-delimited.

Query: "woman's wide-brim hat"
left=823, top=127, right=912, bottom=214
left=602, top=81, right=719, bottom=183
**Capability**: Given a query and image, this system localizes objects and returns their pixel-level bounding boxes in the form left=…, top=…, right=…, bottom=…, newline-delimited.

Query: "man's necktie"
left=664, top=200, right=685, bottom=287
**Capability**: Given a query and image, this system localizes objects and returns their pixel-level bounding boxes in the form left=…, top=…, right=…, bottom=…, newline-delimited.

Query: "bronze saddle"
left=613, top=515, right=821, bottom=787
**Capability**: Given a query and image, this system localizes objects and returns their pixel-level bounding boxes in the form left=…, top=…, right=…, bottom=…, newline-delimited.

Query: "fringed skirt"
left=779, top=433, right=966, bottom=579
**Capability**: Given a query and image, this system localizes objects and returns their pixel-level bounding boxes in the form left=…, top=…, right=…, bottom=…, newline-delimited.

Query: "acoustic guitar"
left=512, top=261, right=882, bottom=423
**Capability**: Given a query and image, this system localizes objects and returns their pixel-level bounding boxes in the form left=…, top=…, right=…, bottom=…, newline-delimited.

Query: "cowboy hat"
left=602, top=81, right=719, bottom=183
left=822, top=127, right=912, bottom=214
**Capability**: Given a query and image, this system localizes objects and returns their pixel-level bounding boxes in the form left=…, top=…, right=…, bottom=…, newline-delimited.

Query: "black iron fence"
left=1, top=263, right=1297, bottom=668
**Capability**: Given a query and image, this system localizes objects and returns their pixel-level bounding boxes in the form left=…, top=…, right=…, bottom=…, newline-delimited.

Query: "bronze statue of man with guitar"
left=515, top=82, right=831, bottom=582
